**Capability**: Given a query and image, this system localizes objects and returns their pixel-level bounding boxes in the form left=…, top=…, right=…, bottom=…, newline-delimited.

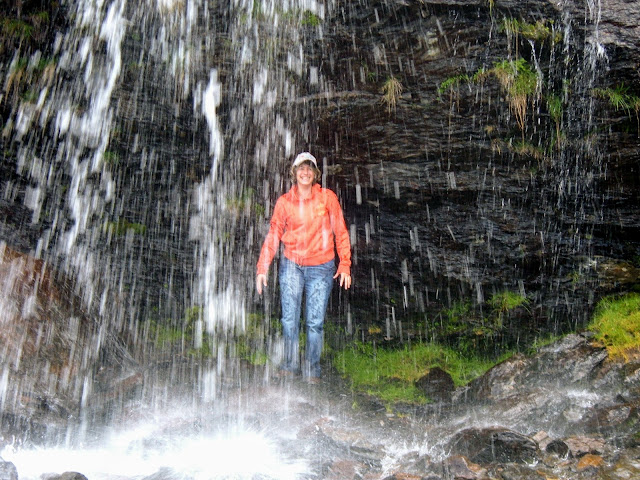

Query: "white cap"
left=292, top=152, right=318, bottom=169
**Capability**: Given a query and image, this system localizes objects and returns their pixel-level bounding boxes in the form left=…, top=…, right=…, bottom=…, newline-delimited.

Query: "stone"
left=532, top=431, right=552, bottom=451
left=576, top=454, right=604, bottom=471
left=415, top=367, right=455, bottom=402
left=442, top=455, right=485, bottom=479
left=0, top=461, right=18, bottom=480
left=0, top=245, right=140, bottom=442
left=324, top=459, right=367, bottom=480
left=447, top=427, right=540, bottom=465
left=546, top=439, right=570, bottom=458
left=41, top=473, right=88, bottom=480
left=563, top=436, right=606, bottom=457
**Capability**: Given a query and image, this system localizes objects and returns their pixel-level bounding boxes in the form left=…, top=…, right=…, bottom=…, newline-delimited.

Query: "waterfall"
left=2, top=0, right=335, bottom=400
left=2, top=0, right=338, bottom=475
left=2, top=0, right=639, bottom=478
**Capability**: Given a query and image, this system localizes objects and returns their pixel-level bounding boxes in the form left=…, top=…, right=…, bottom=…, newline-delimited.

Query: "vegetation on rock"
left=588, top=292, right=640, bottom=360
left=333, top=340, right=497, bottom=406
left=381, top=75, right=403, bottom=115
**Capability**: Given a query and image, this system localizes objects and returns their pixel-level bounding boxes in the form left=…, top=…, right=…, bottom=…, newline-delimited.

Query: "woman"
left=256, top=152, right=352, bottom=383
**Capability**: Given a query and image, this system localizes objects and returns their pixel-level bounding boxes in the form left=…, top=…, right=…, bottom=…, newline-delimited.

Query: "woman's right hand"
left=256, top=273, right=267, bottom=295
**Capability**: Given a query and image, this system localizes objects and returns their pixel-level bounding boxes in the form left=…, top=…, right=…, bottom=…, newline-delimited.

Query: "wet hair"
left=290, top=160, right=321, bottom=184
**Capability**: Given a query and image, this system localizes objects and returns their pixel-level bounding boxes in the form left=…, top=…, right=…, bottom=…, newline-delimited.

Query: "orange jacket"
left=257, top=184, right=351, bottom=276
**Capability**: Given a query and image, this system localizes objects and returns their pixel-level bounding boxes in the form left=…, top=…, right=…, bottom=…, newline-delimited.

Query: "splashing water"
left=1, top=0, right=632, bottom=478
left=2, top=417, right=309, bottom=480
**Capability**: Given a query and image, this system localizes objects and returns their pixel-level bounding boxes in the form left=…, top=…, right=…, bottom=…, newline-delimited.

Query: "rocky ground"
left=2, top=327, right=640, bottom=479
left=1, top=0, right=640, bottom=478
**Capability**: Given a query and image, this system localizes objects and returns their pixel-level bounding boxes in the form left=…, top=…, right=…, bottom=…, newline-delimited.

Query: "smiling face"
left=296, top=163, right=315, bottom=186
left=291, top=160, right=320, bottom=186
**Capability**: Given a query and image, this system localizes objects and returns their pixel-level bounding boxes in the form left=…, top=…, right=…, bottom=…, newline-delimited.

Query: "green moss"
left=511, top=140, right=545, bottom=159
left=546, top=93, right=563, bottom=124
left=31, top=11, right=50, bottom=24
left=228, top=188, right=265, bottom=217
left=235, top=312, right=273, bottom=366
left=252, top=0, right=263, bottom=18
left=488, top=290, right=529, bottom=313
left=500, top=18, right=561, bottom=43
left=546, top=92, right=566, bottom=147
left=593, top=84, right=640, bottom=117
left=35, top=56, right=56, bottom=72
left=21, top=89, right=39, bottom=102
left=103, top=150, right=119, bottom=165
left=2, top=18, right=34, bottom=40
left=442, top=300, right=473, bottom=334
left=104, top=219, right=147, bottom=236
left=527, top=334, right=561, bottom=354
left=438, top=74, right=470, bottom=98
left=333, top=341, right=495, bottom=406
left=490, top=58, right=539, bottom=133
left=146, top=306, right=213, bottom=357
left=588, top=293, right=640, bottom=360
left=492, top=59, right=538, bottom=96
left=301, top=10, right=321, bottom=27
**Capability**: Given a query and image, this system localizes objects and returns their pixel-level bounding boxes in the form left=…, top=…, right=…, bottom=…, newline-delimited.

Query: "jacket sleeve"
left=256, top=197, right=286, bottom=275
left=328, top=191, right=352, bottom=275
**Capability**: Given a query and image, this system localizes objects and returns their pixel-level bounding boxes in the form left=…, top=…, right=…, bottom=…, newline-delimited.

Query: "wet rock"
left=447, top=427, right=540, bottom=465
left=488, top=463, right=547, bottom=480
left=415, top=367, right=455, bottom=402
left=441, top=455, right=486, bottom=479
left=41, top=473, right=88, bottom=480
left=140, top=467, right=185, bottom=480
left=583, top=402, right=640, bottom=441
left=460, top=334, right=609, bottom=405
left=456, top=353, right=528, bottom=401
left=602, top=447, right=640, bottom=479
left=563, top=435, right=606, bottom=457
left=324, top=459, right=368, bottom=480
left=597, top=259, right=640, bottom=287
left=315, top=423, right=385, bottom=467
left=531, top=430, right=553, bottom=451
left=546, top=439, right=571, bottom=458
left=0, top=460, right=17, bottom=480
left=576, top=453, right=604, bottom=471
left=0, top=245, right=140, bottom=442
left=381, top=473, right=423, bottom=480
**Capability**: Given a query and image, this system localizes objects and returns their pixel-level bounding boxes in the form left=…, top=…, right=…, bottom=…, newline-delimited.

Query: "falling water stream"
left=1, top=0, right=358, bottom=477
left=0, top=0, right=633, bottom=478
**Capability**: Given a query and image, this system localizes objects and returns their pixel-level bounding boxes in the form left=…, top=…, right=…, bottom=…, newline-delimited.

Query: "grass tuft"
left=333, top=341, right=496, bottom=406
left=381, top=76, right=403, bottom=114
left=588, top=293, right=640, bottom=360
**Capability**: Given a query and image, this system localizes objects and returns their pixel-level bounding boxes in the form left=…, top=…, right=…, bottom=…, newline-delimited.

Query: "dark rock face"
left=0, top=245, right=140, bottom=443
left=0, top=0, right=637, bottom=354
left=306, top=0, right=640, bottom=346
left=0, top=1, right=638, bottom=478
left=447, top=427, right=540, bottom=464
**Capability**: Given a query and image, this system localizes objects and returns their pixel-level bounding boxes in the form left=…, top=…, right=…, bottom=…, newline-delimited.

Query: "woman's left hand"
left=334, top=272, right=352, bottom=290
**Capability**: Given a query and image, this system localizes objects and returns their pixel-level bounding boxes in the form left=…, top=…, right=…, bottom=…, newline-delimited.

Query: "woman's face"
left=295, top=163, right=315, bottom=186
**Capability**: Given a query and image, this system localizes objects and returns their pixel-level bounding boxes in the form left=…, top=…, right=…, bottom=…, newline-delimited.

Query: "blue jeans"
left=279, top=257, right=335, bottom=378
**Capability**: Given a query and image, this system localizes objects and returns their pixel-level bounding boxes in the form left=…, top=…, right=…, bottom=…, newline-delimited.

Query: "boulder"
left=446, top=427, right=540, bottom=465
left=415, top=367, right=455, bottom=402
left=0, top=460, right=18, bottom=480
left=42, top=473, right=88, bottom=480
